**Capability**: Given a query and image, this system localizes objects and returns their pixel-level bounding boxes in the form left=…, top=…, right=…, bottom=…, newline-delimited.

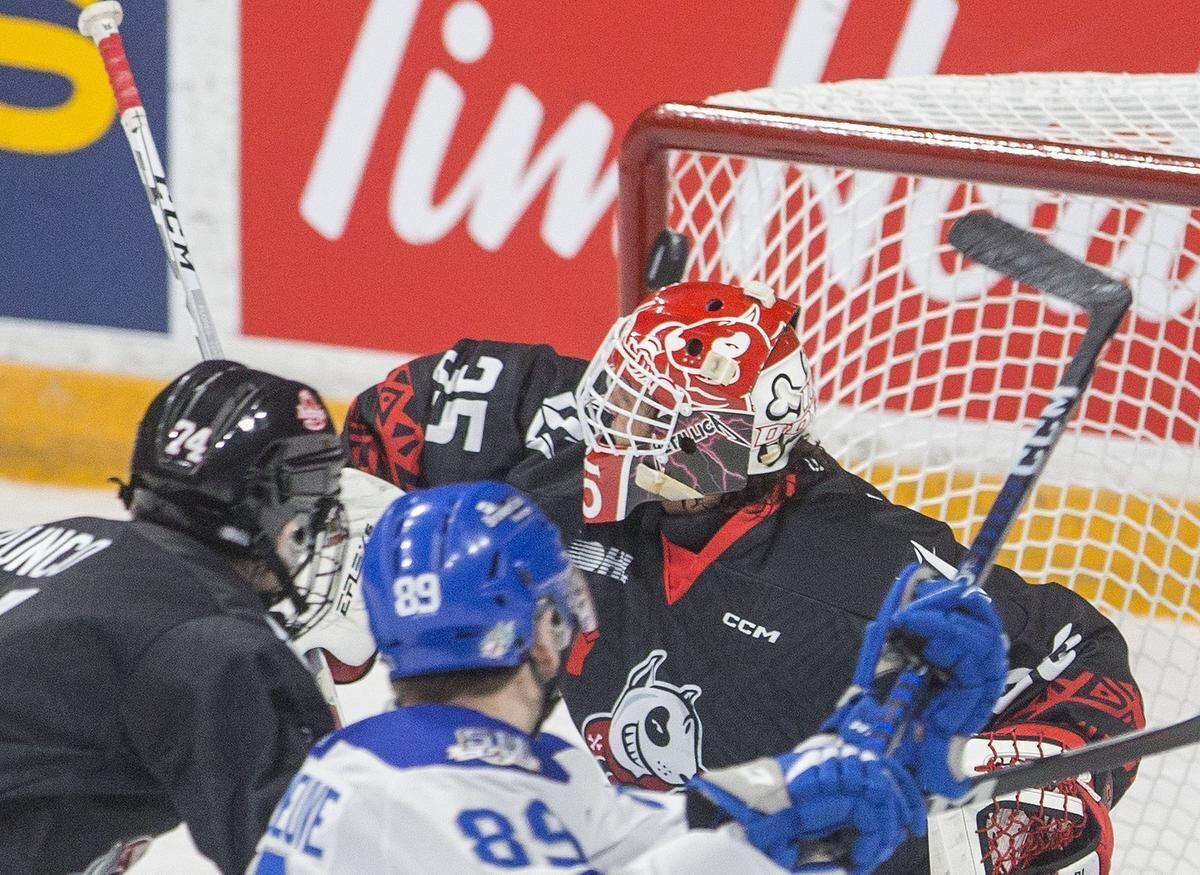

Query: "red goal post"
left=615, top=73, right=1200, bottom=872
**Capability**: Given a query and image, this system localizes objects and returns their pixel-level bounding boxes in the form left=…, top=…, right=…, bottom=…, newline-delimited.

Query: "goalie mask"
left=577, top=280, right=815, bottom=523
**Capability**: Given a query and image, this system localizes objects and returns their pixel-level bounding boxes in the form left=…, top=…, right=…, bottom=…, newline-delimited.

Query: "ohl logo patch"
left=581, top=650, right=704, bottom=791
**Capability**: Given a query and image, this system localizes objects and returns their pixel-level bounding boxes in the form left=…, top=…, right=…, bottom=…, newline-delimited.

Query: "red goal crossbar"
left=616, top=101, right=1200, bottom=312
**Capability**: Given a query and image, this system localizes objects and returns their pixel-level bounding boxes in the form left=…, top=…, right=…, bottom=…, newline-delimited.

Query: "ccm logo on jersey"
left=721, top=612, right=780, bottom=643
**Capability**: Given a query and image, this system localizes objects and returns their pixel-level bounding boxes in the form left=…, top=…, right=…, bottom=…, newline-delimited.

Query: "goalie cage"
left=616, top=72, right=1200, bottom=873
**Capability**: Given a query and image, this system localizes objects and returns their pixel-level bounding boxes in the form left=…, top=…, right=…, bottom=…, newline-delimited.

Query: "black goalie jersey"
left=346, top=339, right=1144, bottom=866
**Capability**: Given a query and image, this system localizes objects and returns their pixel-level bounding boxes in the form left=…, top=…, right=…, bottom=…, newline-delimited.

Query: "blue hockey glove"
left=888, top=570, right=1008, bottom=796
left=686, top=735, right=926, bottom=874
left=820, top=561, right=934, bottom=754
left=827, top=562, right=1008, bottom=797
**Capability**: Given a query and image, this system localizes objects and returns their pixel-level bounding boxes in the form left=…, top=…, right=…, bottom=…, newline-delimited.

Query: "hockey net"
left=617, top=73, right=1200, bottom=872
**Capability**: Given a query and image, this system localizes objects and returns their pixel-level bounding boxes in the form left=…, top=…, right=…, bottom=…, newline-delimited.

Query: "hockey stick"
left=79, top=1, right=345, bottom=725
left=939, top=711, right=1200, bottom=813
left=870, top=211, right=1132, bottom=748
left=940, top=211, right=1131, bottom=592
left=798, top=215, right=1132, bottom=868
left=78, top=1, right=223, bottom=360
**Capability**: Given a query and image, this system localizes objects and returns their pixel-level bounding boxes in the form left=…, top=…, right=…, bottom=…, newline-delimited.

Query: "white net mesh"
left=663, top=73, right=1200, bottom=873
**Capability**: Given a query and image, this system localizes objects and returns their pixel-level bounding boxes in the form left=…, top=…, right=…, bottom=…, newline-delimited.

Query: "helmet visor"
left=274, top=447, right=345, bottom=500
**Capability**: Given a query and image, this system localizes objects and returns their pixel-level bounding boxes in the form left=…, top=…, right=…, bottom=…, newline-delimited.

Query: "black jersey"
left=346, top=339, right=1145, bottom=868
left=0, top=517, right=334, bottom=875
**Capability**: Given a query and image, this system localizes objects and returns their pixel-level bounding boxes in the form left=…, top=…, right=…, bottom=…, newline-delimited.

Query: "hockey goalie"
left=341, top=279, right=1144, bottom=873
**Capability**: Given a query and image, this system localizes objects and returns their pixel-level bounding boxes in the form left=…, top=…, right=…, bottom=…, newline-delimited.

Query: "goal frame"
left=616, top=100, right=1200, bottom=313
left=612, top=86, right=1200, bottom=871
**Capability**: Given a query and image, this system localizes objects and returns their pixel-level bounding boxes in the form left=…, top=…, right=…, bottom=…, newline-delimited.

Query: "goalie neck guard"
left=576, top=280, right=815, bottom=523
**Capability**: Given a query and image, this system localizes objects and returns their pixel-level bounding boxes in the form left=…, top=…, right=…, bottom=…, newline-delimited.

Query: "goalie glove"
left=927, top=724, right=1114, bottom=875
left=685, top=735, right=926, bottom=873
left=289, top=467, right=404, bottom=682
left=827, top=562, right=1008, bottom=797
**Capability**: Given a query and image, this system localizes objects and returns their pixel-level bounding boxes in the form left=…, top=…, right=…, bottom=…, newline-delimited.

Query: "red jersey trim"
left=660, top=474, right=797, bottom=606
left=565, top=629, right=600, bottom=677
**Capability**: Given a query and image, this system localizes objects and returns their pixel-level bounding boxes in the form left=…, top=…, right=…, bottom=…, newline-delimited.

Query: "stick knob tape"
left=78, top=2, right=142, bottom=113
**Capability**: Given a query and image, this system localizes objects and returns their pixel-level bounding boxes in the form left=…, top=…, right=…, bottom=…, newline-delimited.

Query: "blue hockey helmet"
left=361, top=481, right=597, bottom=679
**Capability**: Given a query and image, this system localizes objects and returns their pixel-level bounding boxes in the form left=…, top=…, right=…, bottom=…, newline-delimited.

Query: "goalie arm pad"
left=343, top=339, right=587, bottom=490
left=977, top=564, right=1145, bottom=804
left=927, top=723, right=1114, bottom=875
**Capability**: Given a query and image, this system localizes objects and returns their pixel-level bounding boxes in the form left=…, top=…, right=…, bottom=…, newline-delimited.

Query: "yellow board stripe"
left=880, top=465, right=1200, bottom=622
left=0, top=361, right=349, bottom=488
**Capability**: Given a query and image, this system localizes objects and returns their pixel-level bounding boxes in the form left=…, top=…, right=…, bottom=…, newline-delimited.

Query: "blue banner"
left=0, top=1, right=168, bottom=331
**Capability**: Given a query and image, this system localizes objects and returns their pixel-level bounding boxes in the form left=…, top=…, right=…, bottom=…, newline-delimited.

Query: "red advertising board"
left=242, top=0, right=1200, bottom=360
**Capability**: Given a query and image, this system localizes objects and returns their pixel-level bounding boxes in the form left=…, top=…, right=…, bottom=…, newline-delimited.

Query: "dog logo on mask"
left=633, top=305, right=772, bottom=409
left=581, top=650, right=705, bottom=790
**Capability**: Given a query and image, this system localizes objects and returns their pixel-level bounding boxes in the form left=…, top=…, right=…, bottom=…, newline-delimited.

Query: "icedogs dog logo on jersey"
left=581, top=650, right=704, bottom=790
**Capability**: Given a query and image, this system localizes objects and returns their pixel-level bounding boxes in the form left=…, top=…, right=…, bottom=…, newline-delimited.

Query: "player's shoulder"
left=0, top=515, right=215, bottom=613
left=439, top=336, right=584, bottom=370
left=348, top=338, right=586, bottom=490
left=784, top=453, right=953, bottom=544
left=0, top=515, right=128, bottom=570
left=369, top=338, right=584, bottom=394
left=747, top=456, right=964, bottom=610
left=313, top=704, right=575, bottom=783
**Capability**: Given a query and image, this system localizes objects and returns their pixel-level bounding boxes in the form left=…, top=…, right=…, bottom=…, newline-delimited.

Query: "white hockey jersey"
left=247, top=703, right=800, bottom=874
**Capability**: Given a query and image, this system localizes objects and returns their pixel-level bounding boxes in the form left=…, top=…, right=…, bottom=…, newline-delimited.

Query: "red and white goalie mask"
left=577, top=280, right=816, bottom=523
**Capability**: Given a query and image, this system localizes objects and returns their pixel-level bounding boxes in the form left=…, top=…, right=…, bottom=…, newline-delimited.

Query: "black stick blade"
left=949, top=212, right=1132, bottom=316
left=645, top=229, right=690, bottom=290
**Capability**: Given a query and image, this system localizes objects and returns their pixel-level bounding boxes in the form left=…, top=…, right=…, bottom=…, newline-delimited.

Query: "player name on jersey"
left=0, top=525, right=112, bottom=579
left=264, top=773, right=343, bottom=861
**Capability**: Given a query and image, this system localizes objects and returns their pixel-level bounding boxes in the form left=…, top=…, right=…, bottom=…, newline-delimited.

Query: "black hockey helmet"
left=123, top=360, right=346, bottom=632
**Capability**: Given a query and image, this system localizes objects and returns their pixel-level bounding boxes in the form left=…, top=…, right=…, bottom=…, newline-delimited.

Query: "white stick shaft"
left=304, top=648, right=346, bottom=729
left=118, top=109, right=224, bottom=359
left=80, top=1, right=224, bottom=360
left=81, top=2, right=346, bottom=724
